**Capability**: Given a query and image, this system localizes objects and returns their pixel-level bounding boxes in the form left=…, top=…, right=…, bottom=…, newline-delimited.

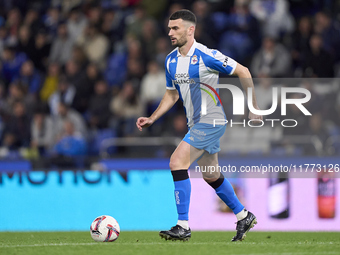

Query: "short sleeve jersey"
left=164, top=40, right=237, bottom=127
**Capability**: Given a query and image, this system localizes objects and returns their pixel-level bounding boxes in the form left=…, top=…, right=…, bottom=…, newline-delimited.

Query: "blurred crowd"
left=0, top=0, right=340, bottom=161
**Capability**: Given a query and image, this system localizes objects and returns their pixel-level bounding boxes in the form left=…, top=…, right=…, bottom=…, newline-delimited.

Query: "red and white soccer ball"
left=90, top=215, right=120, bottom=242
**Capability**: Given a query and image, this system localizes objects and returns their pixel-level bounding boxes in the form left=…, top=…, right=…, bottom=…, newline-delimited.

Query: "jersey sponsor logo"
left=175, top=73, right=190, bottom=79
left=191, top=55, right=198, bottom=65
left=174, top=79, right=195, bottom=85
left=222, top=57, right=229, bottom=67
left=174, top=73, right=195, bottom=85
left=211, top=50, right=217, bottom=57
left=170, top=58, right=176, bottom=63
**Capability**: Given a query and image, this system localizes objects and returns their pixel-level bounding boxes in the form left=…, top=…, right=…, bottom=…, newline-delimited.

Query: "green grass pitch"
left=0, top=231, right=339, bottom=255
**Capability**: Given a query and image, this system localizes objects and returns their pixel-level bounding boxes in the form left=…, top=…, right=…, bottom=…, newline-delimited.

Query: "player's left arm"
left=200, top=48, right=262, bottom=121
left=232, top=63, right=263, bottom=121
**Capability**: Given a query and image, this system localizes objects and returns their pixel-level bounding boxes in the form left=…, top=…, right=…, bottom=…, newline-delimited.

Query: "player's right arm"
left=136, top=89, right=179, bottom=131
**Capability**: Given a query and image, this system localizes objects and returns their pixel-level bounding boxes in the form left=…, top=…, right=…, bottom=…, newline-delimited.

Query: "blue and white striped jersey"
left=165, top=40, right=237, bottom=127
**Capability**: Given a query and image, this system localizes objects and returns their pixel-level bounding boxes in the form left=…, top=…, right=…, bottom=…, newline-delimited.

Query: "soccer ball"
left=90, top=215, right=120, bottom=242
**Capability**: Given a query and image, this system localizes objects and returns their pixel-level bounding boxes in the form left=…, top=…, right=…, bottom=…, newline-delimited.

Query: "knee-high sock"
left=171, top=170, right=191, bottom=221
left=208, top=173, right=244, bottom=214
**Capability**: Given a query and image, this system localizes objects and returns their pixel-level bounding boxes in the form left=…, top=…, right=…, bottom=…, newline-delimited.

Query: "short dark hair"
left=169, top=9, right=196, bottom=24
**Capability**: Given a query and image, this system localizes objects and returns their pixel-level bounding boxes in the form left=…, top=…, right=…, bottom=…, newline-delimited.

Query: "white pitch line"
left=0, top=243, right=100, bottom=248
left=0, top=241, right=338, bottom=248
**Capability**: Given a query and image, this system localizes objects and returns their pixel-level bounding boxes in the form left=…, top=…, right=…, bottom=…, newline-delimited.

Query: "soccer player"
left=136, top=10, right=262, bottom=242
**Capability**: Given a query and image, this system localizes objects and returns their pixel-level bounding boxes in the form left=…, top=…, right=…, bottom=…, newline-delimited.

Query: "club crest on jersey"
left=191, top=55, right=198, bottom=65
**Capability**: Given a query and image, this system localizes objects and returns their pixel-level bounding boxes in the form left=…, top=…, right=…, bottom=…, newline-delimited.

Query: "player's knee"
left=169, top=156, right=183, bottom=171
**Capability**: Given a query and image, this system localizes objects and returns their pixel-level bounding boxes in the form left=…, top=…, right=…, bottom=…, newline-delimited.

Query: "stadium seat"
left=88, top=129, right=117, bottom=156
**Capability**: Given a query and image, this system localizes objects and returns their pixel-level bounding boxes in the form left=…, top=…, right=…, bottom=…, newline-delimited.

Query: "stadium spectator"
left=71, top=45, right=89, bottom=69
left=302, top=34, right=334, bottom=78
left=0, top=81, right=6, bottom=111
left=167, top=3, right=184, bottom=17
left=49, top=22, right=74, bottom=65
left=140, top=61, right=166, bottom=115
left=72, top=63, right=99, bottom=114
left=314, top=11, right=340, bottom=61
left=40, top=63, right=60, bottom=102
left=54, top=120, right=87, bottom=156
left=3, top=82, right=34, bottom=117
left=16, top=25, right=33, bottom=56
left=1, top=46, right=27, bottom=84
left=2, top=101, right=31, bottom=148
left=192, top=0, right=218, bottom=44
left=87, top=5, right=102, bottom=27
left=125, top=39, right=146, bottom=82
left=140, top=0, right=167, bottom=20
left=88, top=80, right=112, bottom=129
left=76, top=24, right=109, bottom=70
left=290, top=16, right=312, bottom=75
left=23, top=8, right=42, bottom=37
left=111, top=80, right=144, bottom=136
left=125, top=6, right=147, bottom=40
left=101, top=8, right=116, bottom=43
left=104, top=49, right=128, bottom=87
left=249, top=0, right=295, bottom=38
left=0, top=132, right=21, bottom=158
left=65, top=60, right=83, bottom=88
left=3, top=82, right=24, bottom=110
left=251, top=37, right=291, bottom=78
left=100, top=7, right=125, bottom=45
left=126, top=59, right=144, bottom=83
left=48, top=76, right=76, bottom=115
left=218, top=0, right=260, bottom=63
left=155, top=37, right=171, bottom=67
left=140, top=19, right=159, bottom=62
left=67, top=7, right=88, bottom=42
left=49, top=120, right=87, bottom=168
left=59, top=0, right=84, bottom=16
left=0, top=26, right=9, bottom=56
left=43, top=7, right=61, bottom=38
left=15, top=60, right=42, bottom=94
left=27, top=30, right=51, bottom=72
left=31, top=106, right=54, bottom=155
left=5, top=8, right=21, bottom=41
left=53, top=102, right=87, bottom=142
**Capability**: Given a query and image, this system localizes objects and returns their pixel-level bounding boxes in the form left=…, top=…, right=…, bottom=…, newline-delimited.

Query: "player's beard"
left=172, top=32, right=188, bottom=48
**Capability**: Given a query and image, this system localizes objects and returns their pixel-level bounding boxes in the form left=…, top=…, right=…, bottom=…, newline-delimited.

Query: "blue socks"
left=208, top=173, right=244, bottom=214
left=171, top=170, right=191, bottom=221
left=171, top=171, right=244, bottom=221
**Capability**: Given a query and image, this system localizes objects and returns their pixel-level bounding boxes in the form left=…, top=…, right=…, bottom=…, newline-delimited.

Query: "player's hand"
left=136, top=117, right=154, bottom=131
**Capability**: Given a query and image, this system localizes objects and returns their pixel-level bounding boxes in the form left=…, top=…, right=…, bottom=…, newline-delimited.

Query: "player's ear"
left=188, top=25, right=195, bottom=36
